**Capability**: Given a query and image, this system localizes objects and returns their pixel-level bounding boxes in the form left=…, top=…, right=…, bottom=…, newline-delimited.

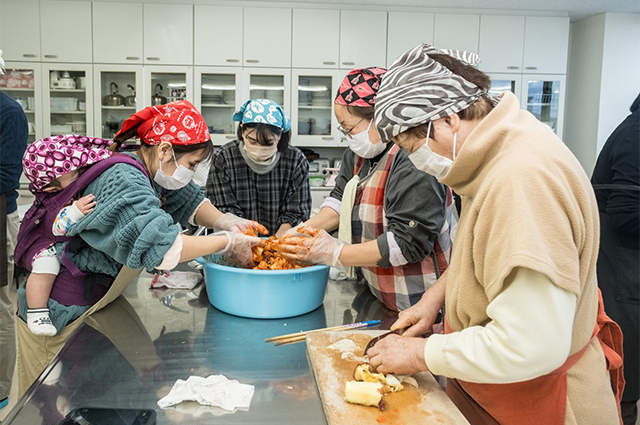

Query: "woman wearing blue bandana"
left=205, top=99, right=311, bottom=236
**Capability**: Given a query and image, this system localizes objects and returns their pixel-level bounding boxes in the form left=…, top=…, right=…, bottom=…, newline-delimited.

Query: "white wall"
left=565, top=14, right=605, bottom=173
left=565, top=12, right=640, bottom=175
left=597, top=13, right=640, bottom=152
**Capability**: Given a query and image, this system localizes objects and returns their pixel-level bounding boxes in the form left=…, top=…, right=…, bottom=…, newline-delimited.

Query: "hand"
left=366, top=334, right=429, bottom=375
left=213, top=212, right=268, bottom=235
left=391, top=289, right=444, bottom=338
left=215, top=231, right=265, bottom=268
left=283, top=224, right=305, bottom=236
left=75, top=194, right=96, bottom=215
left=278, top=226, right=345, bottom=267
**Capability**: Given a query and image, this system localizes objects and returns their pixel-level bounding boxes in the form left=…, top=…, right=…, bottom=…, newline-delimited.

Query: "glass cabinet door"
left=94, top=65, right=143, bottom=140
left=291, top=70, right=341, bottom=147
left=142, top=66, right=193, bottom=109
left=194, top=68, right=242, bottom=145
left=487, top=73, right=522, bottom=99
left=242, top=68, right=291, bottom=116
left=0, top=63, right=41, bottom=144
left=43, top=64, right=94, bottom=138
left=521, top=74, right=566, bottom=136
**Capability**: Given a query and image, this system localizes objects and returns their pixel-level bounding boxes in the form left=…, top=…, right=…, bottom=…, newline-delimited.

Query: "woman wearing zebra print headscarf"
left=366, top=44, right=623, bottom=425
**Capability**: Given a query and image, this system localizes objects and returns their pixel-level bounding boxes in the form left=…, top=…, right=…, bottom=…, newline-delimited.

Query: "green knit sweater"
left=62, top=154, right=205, bottom=275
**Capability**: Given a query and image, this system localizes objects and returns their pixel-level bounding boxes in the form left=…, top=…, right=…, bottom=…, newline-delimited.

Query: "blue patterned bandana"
left=232, top=99, right=291, bottom=132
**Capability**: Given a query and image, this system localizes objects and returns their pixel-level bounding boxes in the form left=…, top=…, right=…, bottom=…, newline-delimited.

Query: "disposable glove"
left=213, top=212, right=268, bottom=235
left=214, top=231, right=265, bottom=268
left=278, top=226, right=346, bottom=267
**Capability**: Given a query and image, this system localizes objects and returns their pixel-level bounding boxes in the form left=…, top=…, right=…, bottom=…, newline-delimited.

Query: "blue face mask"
left=154, top=150, right=195, bottom=190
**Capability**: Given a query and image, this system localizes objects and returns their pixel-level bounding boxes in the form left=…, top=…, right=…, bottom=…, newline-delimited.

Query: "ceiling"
left=52, top=0, right=640, bottom=21
left=221, top=0, right=640, bottom=21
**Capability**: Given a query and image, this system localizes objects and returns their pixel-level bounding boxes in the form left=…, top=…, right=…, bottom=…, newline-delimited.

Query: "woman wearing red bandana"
left=15, top=101, right=267, bottom=388
left=279, top=68, right=458, bottom=314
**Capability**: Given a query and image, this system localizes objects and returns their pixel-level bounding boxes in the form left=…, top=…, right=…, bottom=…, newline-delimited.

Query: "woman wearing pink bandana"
left=280, top=68, right=458, bottom=314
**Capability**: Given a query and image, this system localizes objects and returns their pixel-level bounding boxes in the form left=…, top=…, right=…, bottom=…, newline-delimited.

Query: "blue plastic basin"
left=196, top=255, right=330, bottom=319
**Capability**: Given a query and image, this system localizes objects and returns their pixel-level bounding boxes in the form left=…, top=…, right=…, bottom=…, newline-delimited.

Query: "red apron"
left=445, top=289, right=624, bottom=425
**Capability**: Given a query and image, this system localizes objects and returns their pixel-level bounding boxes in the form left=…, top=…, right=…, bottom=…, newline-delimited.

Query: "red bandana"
left=116, top=100, right=210, bottom=145
left=335, top=67, right=387, bottom=107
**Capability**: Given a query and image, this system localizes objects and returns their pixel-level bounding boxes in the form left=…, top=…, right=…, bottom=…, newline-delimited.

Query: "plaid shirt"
left=206, top=140, right=311, bottom=236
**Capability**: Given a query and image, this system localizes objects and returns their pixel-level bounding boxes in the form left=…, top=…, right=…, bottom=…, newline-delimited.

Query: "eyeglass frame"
left=336, top=117, right=366, bottom=139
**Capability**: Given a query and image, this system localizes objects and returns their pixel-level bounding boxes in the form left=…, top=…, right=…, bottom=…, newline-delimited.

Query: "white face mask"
left=243, top=140, right=278, bottom=163
left=154, top=150, right=195, bottom=190
left=408, top=121, right=456, bottom=180
left=347, top=120, right=387, bottom=159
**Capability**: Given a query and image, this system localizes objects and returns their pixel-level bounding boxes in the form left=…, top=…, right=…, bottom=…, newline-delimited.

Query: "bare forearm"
left=338, top=239, right=382, bottom=267
left=194, top=201, right=225, bottom=229
left=304, top=207, right=340, bottom=232
left=275, top=223, right=292, bottom=238
left=178, top=234, right=228, bottom=263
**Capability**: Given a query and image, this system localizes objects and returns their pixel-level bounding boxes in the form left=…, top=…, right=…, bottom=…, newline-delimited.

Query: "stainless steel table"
left=4, top=270, right=395, bottom=424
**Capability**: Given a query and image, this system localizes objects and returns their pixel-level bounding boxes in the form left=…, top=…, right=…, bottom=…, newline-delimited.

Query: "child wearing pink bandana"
left=21, top=135, right=112, bottom=335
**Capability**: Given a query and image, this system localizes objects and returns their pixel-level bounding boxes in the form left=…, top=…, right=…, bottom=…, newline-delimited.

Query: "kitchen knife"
left=362, top=328, right=406, bottom=357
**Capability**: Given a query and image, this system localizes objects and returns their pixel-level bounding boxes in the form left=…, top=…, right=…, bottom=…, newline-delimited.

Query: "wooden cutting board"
left=306, top=330, right=469, bottom=424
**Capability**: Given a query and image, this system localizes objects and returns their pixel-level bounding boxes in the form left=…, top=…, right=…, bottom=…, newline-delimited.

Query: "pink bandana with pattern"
left=23, top=135, right=113, bottom=191
left=335, top=67, right=387, bottom=107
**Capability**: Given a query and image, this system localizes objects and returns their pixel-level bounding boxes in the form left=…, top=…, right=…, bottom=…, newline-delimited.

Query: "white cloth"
left=338, top=175, right=360, bottom=278
left=158, top=375, right=254, bottom=412
left=150, top=271, right=202, bottom=290
left=424, top=267, right=576, bottom=384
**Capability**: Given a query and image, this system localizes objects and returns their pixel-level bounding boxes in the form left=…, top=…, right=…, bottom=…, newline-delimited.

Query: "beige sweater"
left=437, top=92, right=618, bottom=424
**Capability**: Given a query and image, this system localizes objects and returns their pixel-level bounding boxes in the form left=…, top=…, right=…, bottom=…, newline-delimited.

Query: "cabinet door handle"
left=225, top=135, right=235, bottom=139
left=22, top=53, right=37, bottom=58
left=507, top=66, right=519, bottom=70
left=146, top=57, right=161, bottom=61
left=323, top=61, right=336, bottom=65
left=44, top=54, right=58, bottom=59
left=126, top=56, right=140, bottom=61
left=525, top=66, right=538, bottom=70
left=226, top=59, right=240, bottom=63
left=322, top=136, right=334, bottom=140
left=246, top=59, right=259, bottom=63
left=342, top=61, right=355, bottom=66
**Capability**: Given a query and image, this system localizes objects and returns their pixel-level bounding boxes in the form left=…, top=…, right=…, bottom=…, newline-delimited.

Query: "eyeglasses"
left=337, top=118, right=365, bottom=139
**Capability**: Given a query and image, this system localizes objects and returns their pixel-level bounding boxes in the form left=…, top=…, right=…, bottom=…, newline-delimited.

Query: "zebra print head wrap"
left=374, top=43, right=486, bottom=143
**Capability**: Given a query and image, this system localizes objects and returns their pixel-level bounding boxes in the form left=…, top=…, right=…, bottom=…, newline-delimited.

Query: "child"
left=22, top=135, right=112, bottom=335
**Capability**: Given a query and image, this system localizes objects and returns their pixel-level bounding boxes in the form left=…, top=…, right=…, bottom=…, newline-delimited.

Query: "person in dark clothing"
left=0, top=86, right=29, bottom=409
left=592, top=93, right=640, bottom=425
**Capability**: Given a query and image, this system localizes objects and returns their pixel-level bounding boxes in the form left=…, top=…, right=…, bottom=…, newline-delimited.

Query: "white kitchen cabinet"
left=387, top=12, right=434, bottom=67
left=0, top=62, right=43, bottom=143
left=292, top=9, right=340, bottom=69
left=40, top=2, right=92, bottom=63
left=521, top=74, right=566, bottom=137
left=93, top=3, right=143, bottom=64
left=143, top=4, right=193, bottom=66
left=291, top=69, right=342, bottom=147
left=194, top=67, right=243, bottom=146
left=142, top=66, right=194, bottom=109
left=340, top=10, right=387, bottom=69
left=0, top=0, right=41, bottom=62
left=310, top=187, right=332, bottom=210
left=41, top=63, right=94, bottom=138
left=241, top=68, right=291, bottom=118
left=93, top=65, right=143, bottom=139
left=523, top=16, right=570, bottom=74
left=433, top=13, right=480, bottom=54
left=478, top=15, right=525, bottom=73
left=194, top=6, right=243, bottom=67
left=244, top=8, right=292, bottom=68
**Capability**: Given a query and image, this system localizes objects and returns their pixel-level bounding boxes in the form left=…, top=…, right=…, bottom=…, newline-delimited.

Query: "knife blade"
left=362, top=328, right=405, bottom=357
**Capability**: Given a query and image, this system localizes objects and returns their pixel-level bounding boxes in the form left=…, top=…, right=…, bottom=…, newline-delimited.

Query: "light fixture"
left=167, top=83, right=187, bottom=88
left=201, top=85, right=236, bottom=90
left=249, top=85, right=284, bottom=90
left=298, top=86, right=328, bottom=92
